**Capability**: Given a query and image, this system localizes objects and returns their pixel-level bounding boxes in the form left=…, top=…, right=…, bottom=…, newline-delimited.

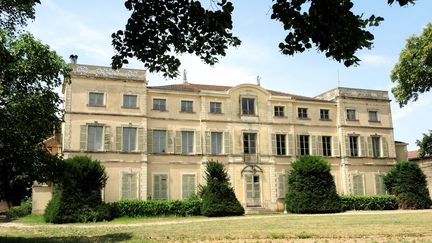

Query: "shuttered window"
left=243, top=133, right=257, bottom=154
left=375, top=174, right=387, bottom=195
left=349, top=136, right=359, bottom=157
left=278, top=174, right=287, bottom=198
left=121, top=173, right=138, bottom=199
left=211, top=132, right=222, bottom=154
left=299, top=135, right=310, bottom=155
left=153, top=174, right=168, bottom=200
left=181, top=131, right=194, bottom=154
left=153, top=130, right=167, bottom=153
left=182, top=174, right=196, bottom=199
left=276, top=134, right=286, bottom=155
left=122, top=127, right=137, bottom=152
left=322, top=136, right=332, bottom=156
left=372, top=136, right=381, bottom=158
left=88, top=125, right=103, bottom=151
left=352, top=174, right=365, bottom=195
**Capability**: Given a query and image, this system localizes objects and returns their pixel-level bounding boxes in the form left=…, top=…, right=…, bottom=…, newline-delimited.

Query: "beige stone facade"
left=60, top=64, right=397, bottom=211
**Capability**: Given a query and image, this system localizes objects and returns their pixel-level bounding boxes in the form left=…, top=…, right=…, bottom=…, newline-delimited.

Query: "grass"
left=1, top=211, right=432, bottom=242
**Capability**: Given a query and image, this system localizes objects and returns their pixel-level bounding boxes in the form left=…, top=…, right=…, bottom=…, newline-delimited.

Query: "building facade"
left=62, top=64, right=397, bottom=211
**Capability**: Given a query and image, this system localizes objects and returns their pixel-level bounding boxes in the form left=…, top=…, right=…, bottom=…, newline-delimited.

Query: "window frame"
left=88, top=92, right=105, bottom=107
left=152, top=173, right=169, bottom=200
left=152, top=129, right=167, bottom=154
left=320, top=109, right=330, bottom=120
left=181, top=131, right=194, bottom=154
left=276, top=134, right=286, bottom=155
left=121, top=172, right=138, bottom=200
left=346, top=109, right=357, bottom=120
left=181, top=100, right=194, bottom=113
left=299, top=135, right=310, bottom=155
left=243, top=132, right=257, bottom=154
left=123, top=94, right=138, bottom=108
left=209, top=101, right=222, bottom=114
left=297, top=108, right=308, bottom=119
left=211, top=132, right=223, bottom=155
left=241, top=97, right=256, bottom=115
left=181, top=173, right=197, bottom=199
left=122, top=127, right=137, bottom=152
left=322, top=136, right=332, bottom=156
left=368, top=110, right=379, bottom=122
left=87, top=125, right=104, bottom=151
left=152, top=98, right=167, bottom=111
left=371, top=136, right=381, bottom=158
left=274, top=106, right=285, bottom=117
left=349, top=135, right=359, bottom=157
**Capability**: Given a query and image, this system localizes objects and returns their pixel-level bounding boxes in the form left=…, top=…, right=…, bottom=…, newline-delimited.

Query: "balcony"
left=243, top=153, right=260, bottom=164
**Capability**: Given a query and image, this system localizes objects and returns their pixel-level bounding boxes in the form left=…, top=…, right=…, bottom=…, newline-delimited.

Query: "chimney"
left=69, top=54, right=78, bottom=64
left=183, top=69, right=188, bottom=84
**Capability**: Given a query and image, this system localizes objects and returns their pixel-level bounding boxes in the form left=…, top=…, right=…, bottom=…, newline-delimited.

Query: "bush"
left=285, top=156, right=342, bottom=214
left=340, top=195, right=397, bottom=211
left=200, top=160, right=244, bottom=217
left=5, top=198, right=32, bottom=219
left=112, top=196, right=202, bottom=217
left=44, top=156, right=112, bottom=223
left=384, top=160, right=432, bottom=209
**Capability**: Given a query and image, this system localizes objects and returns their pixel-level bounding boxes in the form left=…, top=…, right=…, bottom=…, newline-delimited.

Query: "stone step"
left=245, top=207, right=275, bottom=215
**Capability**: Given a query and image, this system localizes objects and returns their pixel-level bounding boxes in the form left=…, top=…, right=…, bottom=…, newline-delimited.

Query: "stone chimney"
left=69, top=54, right=78, bottom=64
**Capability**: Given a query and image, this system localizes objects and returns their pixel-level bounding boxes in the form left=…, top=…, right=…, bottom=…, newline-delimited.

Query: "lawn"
left=1, top=210, right=432, bottom=242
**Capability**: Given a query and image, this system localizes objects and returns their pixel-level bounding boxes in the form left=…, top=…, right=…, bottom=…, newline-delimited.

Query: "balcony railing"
left=243, top=153, right=260, bottom=164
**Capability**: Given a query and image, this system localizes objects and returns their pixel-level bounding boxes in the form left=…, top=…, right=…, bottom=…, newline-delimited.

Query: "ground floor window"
left=153, top=174, right=168, bottom=199
left=121, top=173, right=138, bottom=199
left=182, top=174, right=196, bottom=199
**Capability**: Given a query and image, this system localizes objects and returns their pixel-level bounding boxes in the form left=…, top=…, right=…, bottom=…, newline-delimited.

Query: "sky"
left=27, top=0, right=432, bottom=151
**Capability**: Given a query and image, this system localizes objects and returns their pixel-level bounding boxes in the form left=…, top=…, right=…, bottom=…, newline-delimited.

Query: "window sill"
left=346, top=119, right=359, bottom=121
left=368, top=120, right=381, bottom=123
left=209, top=112, right=223, bottom=115
left=152, top=109, right=168, bottom=112
left=87, top=104, right=106, bottom=107
left=320, top=118, right=332, bottom=121
left=241, top=114, right=257, bottom=117
left=180, top=111, right=195, bottom=113
left=297, top=117, right=310, bottom=120
left=122, top=106, right=139, bottom=109
left=274, top=115, right=286, bottom=118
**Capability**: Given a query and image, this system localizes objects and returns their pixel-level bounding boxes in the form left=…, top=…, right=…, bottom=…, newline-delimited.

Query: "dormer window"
left=241, top=97, right=255, bottom=115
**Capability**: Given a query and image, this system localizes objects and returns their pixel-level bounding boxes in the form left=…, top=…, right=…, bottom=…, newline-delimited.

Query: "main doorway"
left=245, top=174, right=261, bottom=207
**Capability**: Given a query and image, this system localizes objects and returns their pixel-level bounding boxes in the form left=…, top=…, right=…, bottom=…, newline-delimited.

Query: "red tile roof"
left=408, top=150, right=418, bottom=160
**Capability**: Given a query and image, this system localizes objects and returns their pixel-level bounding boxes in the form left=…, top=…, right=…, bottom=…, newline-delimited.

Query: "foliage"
left=391, top=22, right=432, bottom=107
left=200, top=160, right=244, bottom=217
left=0, top=0, right=40, bottom=32
left=112, top=196, right=202, bottom=217
left=5, top=198, right=32, bottom=219
left=384, top=160, right=432, bottom=209
left=44, top=156, right=112, bottom=223
left=285, top=156, right=342, bottom=214
left=416, top=130, right=432, bottom=158
left=0, top=29, right=71, bottom=206
left=113, top=0, right=415, bottom=78
left=340, top=195, right=397, bottom=211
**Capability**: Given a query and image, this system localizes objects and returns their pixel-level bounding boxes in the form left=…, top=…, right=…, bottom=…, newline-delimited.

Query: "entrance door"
left=246, top=175, right=261, bottom=206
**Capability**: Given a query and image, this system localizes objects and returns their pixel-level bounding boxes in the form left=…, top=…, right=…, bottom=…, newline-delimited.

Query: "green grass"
left=1, top=211, right=432, bottom=242
left=14, top=214, right=45, bottom=224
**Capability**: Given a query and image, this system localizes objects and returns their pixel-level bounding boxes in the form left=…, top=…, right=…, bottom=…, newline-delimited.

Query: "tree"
left=417, top=130, right=432, bottom=158
left=285, top=156, right=342, bottom=214
left=0, top=29, right=71, bottom=206
left=0, top=0, right=40, bottom=32
left=112, top=0, right=415, bottom=78
left=200, top=160, right=244, bottom=217
left=384, top=160, right=431, bottom=209
left=391, top=22, right=432, bottom=107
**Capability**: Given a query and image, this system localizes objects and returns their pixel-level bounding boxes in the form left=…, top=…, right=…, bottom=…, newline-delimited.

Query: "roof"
left=148, top=82, right=332, bottom=103
left=408, top=150, right=419, bottom=160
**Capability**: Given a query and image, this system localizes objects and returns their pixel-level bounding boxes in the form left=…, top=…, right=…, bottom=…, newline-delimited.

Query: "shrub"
left=200, top=160, right=244, bottom=217
left=340, top=195, right=397, bottom=211
left=44, top=156, right=112, bottom=223
left=112, top=196, right=202, bottom=217
left=5, top=198, right=32, bottom=219
left=384, top=160, right=432, bottom=209
left=285, top=156, right=342, bottom=214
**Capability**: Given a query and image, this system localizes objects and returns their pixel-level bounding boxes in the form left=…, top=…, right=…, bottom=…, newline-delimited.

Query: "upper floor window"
left=320, top=109, right=330, bottom=120
left=274, top=106, right=285, bottom=117
left=243, top=133, right=257, bottom=154
left=89, top=92, right=104, bottom=106
left=346, top=109, right=357, bottom=120
left=372, top=136, right=380, bottom=158
left=87, top=125, right=103, bottom=151
left=153, top=98, right=166, bottom=111
left=276, top=134, right=286, bottom=155
left=210, top=102, right=222, bottom=114
left=211, top=132, right=223, bottom=154
left=153, top=130, right=167, bottom=153
left=368, top=111, right=379, bottom=122
left=349, top=135, right=359, bottom=156
left=298, top=108, right=308, bottom=119
left=122, top=127, right=137, bottom=152
left=123, top=95, right=137, bottom=108
left=181, top=131, right=194, bottom=154
left=181, top=100, right=193, bottom=112
left=241, top=98, right=255, bottom=115
left=299, top=135, right=310, bottom=155
left=322, top=136, right=332, bottom=156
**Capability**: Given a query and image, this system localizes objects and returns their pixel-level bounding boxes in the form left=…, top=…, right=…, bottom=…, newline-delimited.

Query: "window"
left=299, top=135, right=310, bottom=155
left=153, top=130, right=167, bottom=153
left=298, top=108, right=308, bottom=119
left=153, top=174, right=168, bottom=200
left=181, top=100, right=193, bottom=112
left=181, top=131, right=194, bottom=154
left=182, top=174, right=196, bottom=199
left=276, top=134, right=286, bottom=155
left=87, top=125, right=103, bottom=151
left=278, top=174, right=286, bottom=198
left=372, top=136, right=380, bottom=158
left=211, top=132, right=223, bottom=154
left=352, top=174, right=365, bottom=195
left=122, top=127, right=137, bottom=152
left=210, top=102, right=222, bottom=114
left=274, top=106, right=285, bottom=117
left=375, top=174, right=387, bottom=195
left=121, top=173, right=137, bottom=199
left=322, top=136, right=332, bottom=156
left=123, top=95, right=137, bottom=108
left=241, top=98, right=255, bottom=115
left=349, top=136, right=359, bottom=157
left=346, top=109, right=356, bottom=120
left=320, top=109, right=330, bottom=120
left=89, top=92, right=104, bottom=106
left=369, top=111, right=378, bottom=122
left=153, top=98, right=166, bottom=111
left=243, top=133, right=257, bottom=154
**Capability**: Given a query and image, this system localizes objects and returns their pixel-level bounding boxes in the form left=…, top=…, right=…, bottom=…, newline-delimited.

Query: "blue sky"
left=27, top=0, right=432, bottom=151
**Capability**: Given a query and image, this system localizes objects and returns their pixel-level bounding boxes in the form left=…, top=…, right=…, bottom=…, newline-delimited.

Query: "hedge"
left=112, top=196, right=202, bottom=217
left=5, top=198, right=32, bottom=219
left=340, top=195, right=398, bottom=211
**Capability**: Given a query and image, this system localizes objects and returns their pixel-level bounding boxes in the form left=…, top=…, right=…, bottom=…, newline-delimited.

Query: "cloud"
left=392, top=93, right=432, bottom=122
left=359, top=54, right=394, bottom=66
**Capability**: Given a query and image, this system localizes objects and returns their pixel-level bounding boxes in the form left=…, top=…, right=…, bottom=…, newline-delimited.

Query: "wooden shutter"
left=167, top=130, right=173, bottom=153
left=375, top=174, right=386, bottom=195
left=137, top=128, right=144, bottom=152
left=103, top=126, right=111, bottom=151
left=205, top=132, right=211, bottom=154
left=121, top=173, right=130, bottom=199
left=116, top=127, right=122, bottom=152
left=317, top=136, right=323, bottom=156
left=195, top=131, right=201, bottom=154
left=367, top=136, right=373, bottom=157
left=332, top=136, right=339, bottom=157
left=153, top=174, right=168, bottom=200
left=80, top=125, right=87, bottom=151
left=382, top=137, right=389, bottom=157
left=311, top=135, right=317, bottom=155
left=352, top=174, right=364, bottom=195
left=345, top=136, right=350, bottom=157
left=175, top=131, right=182, bottom=154
left=360, top=136, right=367, bottom=157
left=271, top=134, right=277, bottom=155
left=287, top=134, right=294, bottom=155
left=224, top=131, right=231, bottom=154
left=182, top=174, right=196, bottom=199
left=147, top=129, right=153, bottom=154
left=296, top=135, right=301, bottom=155
left=278, top=174, right=286, bottom=198
left=121, top=173, right=137, bottom=199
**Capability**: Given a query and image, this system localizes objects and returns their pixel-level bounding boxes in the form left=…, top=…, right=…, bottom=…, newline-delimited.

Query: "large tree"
left=0, top=0, right=40, bottom=32
left=391, top=22, right=432, bottom=107
left=416, top=130, right=432, bottom=158
left=0, top=29, right=71, bottom=206
left=112, top=0, right=415, bottom=78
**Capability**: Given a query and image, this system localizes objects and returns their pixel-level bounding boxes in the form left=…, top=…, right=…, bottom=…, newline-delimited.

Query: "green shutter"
left=278, top=174, right=286, bottom=198
left=116, top=127, right=122, bottom=152
left=345, top=136, right=350, bottom=157
left=160, top=174, right=168, bottom=199
left=317, top=136, right=323, bottom=156
left=332, top=136, right=339, bottom=157
left=167, top=130, right=173, bottom=153
left=121, top=173, right=129, bottom=199
left=137, top=128, right=144, bottom=152
left=224, top=131, right=231, bottom=154
left=147, top=129, right=153, bottom=154
left=360, top=136, right=367, bottom=157
left=205, top=132, right=211, bottom=154
left=382, top=137, right=389, bottom=157
left=130, top=173, right=137, bottom=199
left=195, top=131, right=201, bottom=154
left=104, top=126, right=111, bottom=152
left=175, top=131, right=182, bottom=154
left=153, top=174, right=160, bottom=199
left=367, top=136, right=373, bottom=157
left=287, top=134, right=294, bottom=155
left=182, top=174, right=196, bottom=199
left=375, top=174, right=386, bottom=195
left=271, top=134, right=277, bottom=155
left=353, top=174, right=364, bottom=195
left=80, top=125, right=87, bottom=151
left=296, top=135, right=301, bottom=155
left=311, top=135, right=317, bottom=155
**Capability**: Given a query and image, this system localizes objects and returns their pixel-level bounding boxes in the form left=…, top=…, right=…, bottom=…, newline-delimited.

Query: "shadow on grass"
left=0, top=233, right=133, bottom=243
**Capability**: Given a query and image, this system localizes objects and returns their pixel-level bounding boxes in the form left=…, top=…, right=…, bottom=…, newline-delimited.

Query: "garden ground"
left=1, top=210, right=432, bottom=242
